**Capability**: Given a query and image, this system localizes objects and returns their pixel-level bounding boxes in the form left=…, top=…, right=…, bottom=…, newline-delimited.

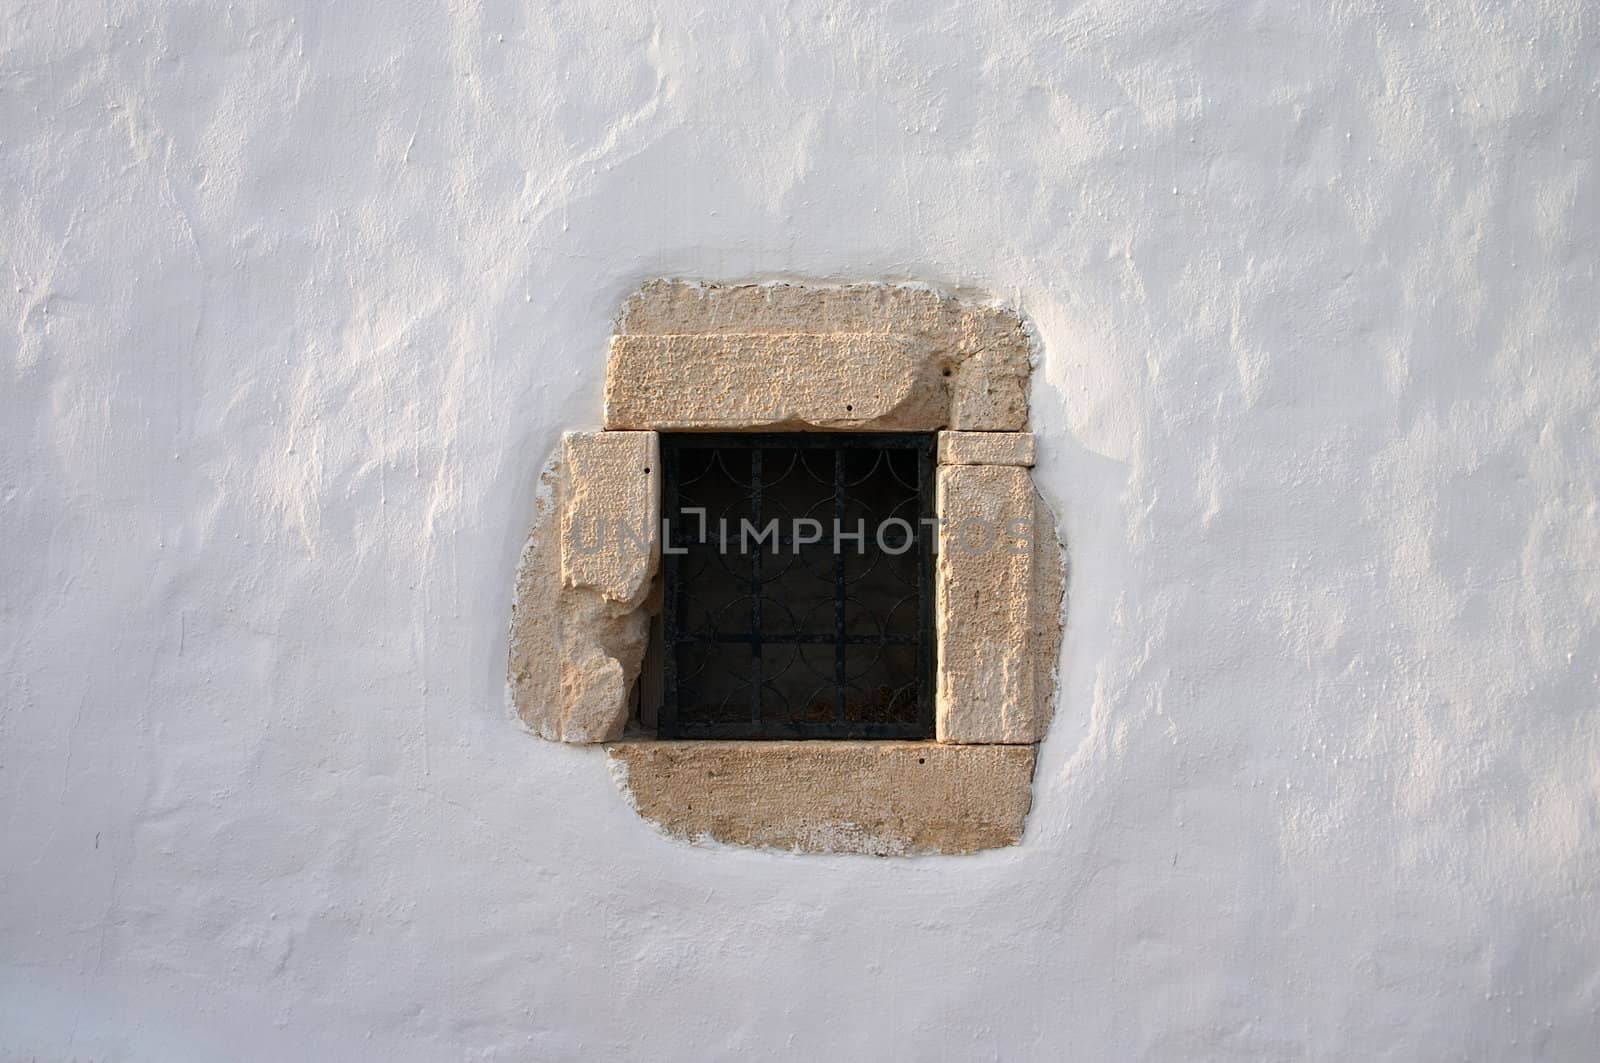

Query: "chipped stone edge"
left=508, top=441, right=659, bottom=743
left=614, top=276, right=1032, bottom=332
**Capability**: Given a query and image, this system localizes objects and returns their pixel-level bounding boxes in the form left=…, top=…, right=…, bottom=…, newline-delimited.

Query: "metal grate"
left=658, top=433, right=936, bottom=740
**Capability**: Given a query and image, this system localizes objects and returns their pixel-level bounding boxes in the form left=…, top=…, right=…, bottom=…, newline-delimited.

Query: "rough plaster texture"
left=607, top=741, right=1036, bottom=855
left=606, top=280, right=1031, bottom=430
left=509, top=435, right=658, bottom=743
left=4, top=1, right=1599, bottom=1059
left=938, top=429, right=1037, bottom=467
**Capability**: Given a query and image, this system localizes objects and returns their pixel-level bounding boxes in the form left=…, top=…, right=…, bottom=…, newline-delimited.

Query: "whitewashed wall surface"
left=3, top=1, right=1598, bottom=1059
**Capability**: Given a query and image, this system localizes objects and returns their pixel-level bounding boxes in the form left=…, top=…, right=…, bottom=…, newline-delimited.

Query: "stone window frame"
left=508, top=281, right=1065, bottom=855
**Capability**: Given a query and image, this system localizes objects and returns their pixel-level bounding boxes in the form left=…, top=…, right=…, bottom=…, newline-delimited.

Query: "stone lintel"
left=605, top=333, right=943, bottom=431
left=938, top=430, right=1035, bottom=467
left=605, top=280, right=1031, bottom=432
left=936, top=464, right=1040, bottom=743
left=607, top=741, right=1035, bottom=855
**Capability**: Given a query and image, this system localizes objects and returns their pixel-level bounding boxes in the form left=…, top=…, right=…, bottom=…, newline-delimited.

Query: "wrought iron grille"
left=658, top=433, right=936, bottom=740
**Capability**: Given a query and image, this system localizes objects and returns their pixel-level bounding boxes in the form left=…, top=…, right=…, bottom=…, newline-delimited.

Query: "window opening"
left=658, top=433, right=936, bottom=739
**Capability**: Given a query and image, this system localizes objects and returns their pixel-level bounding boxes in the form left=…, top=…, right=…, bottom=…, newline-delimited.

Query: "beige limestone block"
left=1030, top=491, right=1066, bottom=736
left=605, top=280, right=1032, bottom=432
left=509, top=434, right=661, bottom=743
left=617, top=278, right=957, bottom=335
left=509, top=464, right=565, bottom=736
left=937, top=464, right=1047, bottom=743
left=948, top=305, right=1032, bottom=430
left=607, top=741, right=1036, bottom=855
left=560, top=431, right=659, bottom=609
left=937, top=430, right=1036, bottom=467
left=605, top=333, right=945, bottom=431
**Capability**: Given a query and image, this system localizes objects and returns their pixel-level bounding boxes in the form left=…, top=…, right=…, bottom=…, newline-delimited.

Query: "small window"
left=657, top=433, right=936, bottom=740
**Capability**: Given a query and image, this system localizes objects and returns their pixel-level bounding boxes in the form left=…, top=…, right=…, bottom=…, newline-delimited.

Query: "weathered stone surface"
left=937, top=430, right=1036, bottom=467
left=618, top=279, right=955, bottom=335
left=1030, top=491, right=1066, bottom=734
left=948, top=305, right=1033, bottom=430
left=604, top=280, right=1031, bottom=431
left=560, top=431, right=658, bottom=608
left=606, top=333, right=944, bottom=431
left=607, top=741, right=1036, bottom=855
left=509, top=436, right=661, bottom=743
left=936, top=464, right=1058, bottom=743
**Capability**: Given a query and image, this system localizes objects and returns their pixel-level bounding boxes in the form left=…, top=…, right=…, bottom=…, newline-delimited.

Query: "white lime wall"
left=3, top=1, right=1597, bottom=1059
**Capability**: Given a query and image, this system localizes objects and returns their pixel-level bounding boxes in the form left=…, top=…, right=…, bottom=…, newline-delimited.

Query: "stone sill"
left=606, top=739, right=1036, bottom=856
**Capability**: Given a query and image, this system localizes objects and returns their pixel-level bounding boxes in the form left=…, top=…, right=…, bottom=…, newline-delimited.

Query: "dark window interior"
left=657, top=433, right=936, bottom=740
